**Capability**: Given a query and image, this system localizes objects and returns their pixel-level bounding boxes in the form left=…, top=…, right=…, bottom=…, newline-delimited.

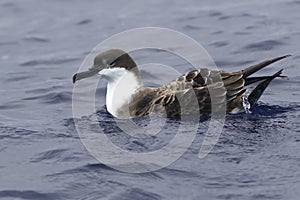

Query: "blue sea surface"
left=0, top=0, right=300, bottom=199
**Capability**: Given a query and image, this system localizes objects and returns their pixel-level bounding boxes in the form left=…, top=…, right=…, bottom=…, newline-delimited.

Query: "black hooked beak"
left=72, top=69, right=101, bottom=84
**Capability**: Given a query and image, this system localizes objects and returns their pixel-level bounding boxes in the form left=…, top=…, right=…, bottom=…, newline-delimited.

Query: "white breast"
left=99, top=68, right=141, bottom=118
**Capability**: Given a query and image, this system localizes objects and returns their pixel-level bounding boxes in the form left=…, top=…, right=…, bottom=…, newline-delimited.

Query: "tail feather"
left=248, top=69, right=283, bottom=106
left=242, top=55, right=291, bottom=78
left=245, top=75, right=287, bottom=86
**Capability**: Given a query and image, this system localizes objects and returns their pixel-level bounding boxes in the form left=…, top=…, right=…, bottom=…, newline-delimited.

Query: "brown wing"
left=129, top=68, right=246, bottom=117
left=140, top=84, right=227, bottom=117
left=155, top=68, right=246, bottom=116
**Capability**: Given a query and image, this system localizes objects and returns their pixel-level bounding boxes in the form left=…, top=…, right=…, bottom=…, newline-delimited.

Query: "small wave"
left=159, top=167, right=199, bottom=178
left=218, top=16, right=232, bottom=20
left=5, top=75, right=34, bottom=82
left=209, top=41, right=228, bottom=48
left=23, top=35, right=50, bottom=43
left=183, top=24, right=201, bottom=30
left=46, top=163, right=116, bottom=178
left=0, top=126, right=37, bottom=140
left=76, top=19, right=92, bottom=25
left=0, top=101, right=24, bottom=110
left=234, top=31, right=251, bottom=35
left=31, top=148, right=85, bottom=163
left=22, top=91, right=72, bottom=104
left=234, top=102, right=298, bottom=118
left=20, top=57, right=80, bottom=67
left=25, top=85, right=64, bottom=94
left=31, top=148, right=68, bottom=162
left=0, top=190, right=62, bottom=200
left=208, top=11, right=223, bottom=17
left=0, top=41, right=18, bottom=46
left=109, top=188, right=161, bottom=200
left=242, top=40, right=286, bottom=52
left=250, top=103, right=296, bottom=116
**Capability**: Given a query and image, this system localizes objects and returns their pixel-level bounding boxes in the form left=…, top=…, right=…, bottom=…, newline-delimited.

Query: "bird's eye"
left=109, top=61, right=116, bottom=68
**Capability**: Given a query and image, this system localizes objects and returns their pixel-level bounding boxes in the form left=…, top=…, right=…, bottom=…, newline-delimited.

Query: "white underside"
left=99, top=68, right=141, bottom=118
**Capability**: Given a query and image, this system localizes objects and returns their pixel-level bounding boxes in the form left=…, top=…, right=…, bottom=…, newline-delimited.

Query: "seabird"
left=73, top=49, right=290, bottom=119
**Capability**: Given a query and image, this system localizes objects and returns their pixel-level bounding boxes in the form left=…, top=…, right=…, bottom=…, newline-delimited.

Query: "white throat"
left=99, top=68, right=142, bottom=118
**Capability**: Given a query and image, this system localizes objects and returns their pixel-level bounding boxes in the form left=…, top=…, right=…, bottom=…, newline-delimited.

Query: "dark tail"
left=248, top=69, right=283, bottom=106
left=245, top=74, right=287, bottom=86
left=242, top=55, right=291, bottom=78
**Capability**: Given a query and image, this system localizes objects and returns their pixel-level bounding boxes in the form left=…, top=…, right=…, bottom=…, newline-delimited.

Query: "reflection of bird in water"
left=73, top=49, right=289, bottom=119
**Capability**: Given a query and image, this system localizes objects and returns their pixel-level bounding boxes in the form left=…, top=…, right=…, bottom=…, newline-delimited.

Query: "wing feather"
left=130, top=68, right=247, bottom=117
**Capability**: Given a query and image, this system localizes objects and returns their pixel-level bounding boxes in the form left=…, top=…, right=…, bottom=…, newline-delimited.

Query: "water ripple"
left=0, top=126, right=37, bottom=140
left=23, top=35, right=50, bottom=43
left=20, top=57, right=80, bottom=67
left=0, top=190, right=62, bottom=200
left=76, top=19, right=92, bottom=25
left=109, top=188, right=161, bottom=200
left=22, top=91, right=72, bottom=104
left=242, top=40, right=286, bottom=52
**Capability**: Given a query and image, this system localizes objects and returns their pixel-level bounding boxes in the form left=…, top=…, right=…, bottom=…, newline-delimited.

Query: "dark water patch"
left=96, top=108, right=181, bottom=153
left=20, top=57, right=80, bottom=67
left=62, top=118, right=75, bottom=129
left=245, top=25, right=258, bottom=30
left=71, top=107, right=182, bottom=153
left=176, top=16, right=198, bottom=22
left=222, top=156, right=243, bottom=164
left=286, top=0, right=300, bottom=5
left=209, top=41, right=228, bottom=48
left=250, top=103, right=297, bottom=117
left=0, top=41, right=18, bottom=46
left=1, top=2, right=15, bottom=7
left=242, top=40, right=286, bottom=52
left=234, top=31, right=251, bottom=35
left=31, top=148, right=85, bottom=163
left=218, top=16, right=232, bottom=20
left=23, top=35, right=50, bottom=43
left=204, top=177, right=234, bottom=189
left=92, top=163, right=163, bottom=180
left=25, top=85, right=64, bottom=94
left=31, top=148, right=68, bottom=162
left=5, top=75, right=34, bottom=82
left=240, top=13, right=253, bottom=17
left=211, top=30, right=224, bottom=35
left=159, top=167, right=199, bottom=178
left=22, top=91, right=72, bottom=104
left=251, top=193, right=283, bottom=200
left=0, top=126, right=37, bottom=140
left=183, top=24, right=201, bottom=30
left=109, top=188, right=161, bottom=200
left=214, top=103, right=300, bottom=156
left=0, top=190, right=62, bottom=200
left=76, top=19, right=92, bottom=25
left=217, top=194, right=244, bottom=200
left=47, top=163, right=117, bottom=177
left=0, top=1, right=20, bottom=12
left=0, top=101, right=24, bottom=110
left=208, top=11, right=223, bottom=17
left=84, top=163, right=119, bottom=171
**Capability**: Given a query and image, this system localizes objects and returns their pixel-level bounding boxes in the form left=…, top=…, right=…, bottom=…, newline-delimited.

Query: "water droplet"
left=242, top=94, right=251, bottom=114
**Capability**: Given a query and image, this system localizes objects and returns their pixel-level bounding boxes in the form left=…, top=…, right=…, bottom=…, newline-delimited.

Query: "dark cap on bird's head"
left=72, top=49, right=138, bottom=84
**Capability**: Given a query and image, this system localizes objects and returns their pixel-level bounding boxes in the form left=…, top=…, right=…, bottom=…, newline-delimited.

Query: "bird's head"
left=72, top=49, right=139, bottom=84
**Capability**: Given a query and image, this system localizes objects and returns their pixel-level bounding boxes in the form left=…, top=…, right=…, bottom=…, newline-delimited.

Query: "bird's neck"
left=105, top=70, right=142, bottom=118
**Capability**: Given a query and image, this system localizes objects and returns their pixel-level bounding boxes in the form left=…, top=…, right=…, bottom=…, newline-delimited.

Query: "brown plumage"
left=73, top=49, right=290, bottom=119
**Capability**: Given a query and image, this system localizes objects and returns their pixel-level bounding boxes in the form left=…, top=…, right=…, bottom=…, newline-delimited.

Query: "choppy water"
left=1, top=0, right=300, bottom=199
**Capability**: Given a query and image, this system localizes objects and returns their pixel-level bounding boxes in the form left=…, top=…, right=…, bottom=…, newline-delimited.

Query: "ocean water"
left=1, top=0, right=300, bottom=199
